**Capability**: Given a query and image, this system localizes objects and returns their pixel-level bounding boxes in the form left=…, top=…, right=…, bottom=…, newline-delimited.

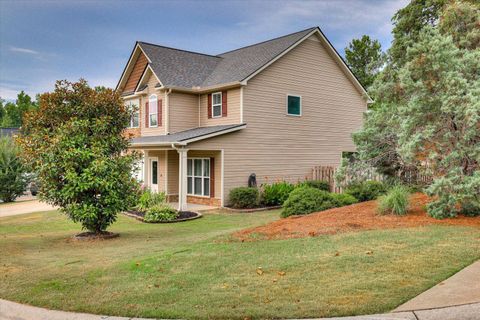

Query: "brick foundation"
left=167, top=194, right=220, bottom=207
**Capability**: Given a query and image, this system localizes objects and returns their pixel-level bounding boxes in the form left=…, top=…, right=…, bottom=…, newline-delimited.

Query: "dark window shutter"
left=145, top=101, right=149, bottom=128
left=207, top=94, right=212, bottom=119
left=222, top=91, right=227, bottom=117
left=210, top=157, right=215, bottom=198
left=158, top=99, right=162, bottom=126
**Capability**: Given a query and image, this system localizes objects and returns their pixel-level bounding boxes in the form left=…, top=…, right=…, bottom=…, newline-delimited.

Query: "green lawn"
left=1, top=210, right=479, bottom=319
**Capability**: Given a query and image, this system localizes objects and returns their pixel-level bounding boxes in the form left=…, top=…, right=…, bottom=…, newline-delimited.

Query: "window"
left=287, top=95, right=301, bottom=116
left=187, top=158, right=210, bottom=197
left=151, top=160, right=158, bottom=185
left=149, top=94, right=158, bottom=127
left=125, top=99, right=139, bottom=128
left=212, top=92, right=222, bottom=118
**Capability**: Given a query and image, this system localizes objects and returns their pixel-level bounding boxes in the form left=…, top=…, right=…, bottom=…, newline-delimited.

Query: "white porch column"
left=177, top=148, right=189, bottom=211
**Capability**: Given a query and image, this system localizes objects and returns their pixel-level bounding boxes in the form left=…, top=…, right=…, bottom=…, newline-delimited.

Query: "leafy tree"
left=344, top=35, right=384, bottom=89
left=0, top=91, right=37, bottom=128
left=18, top=80, right=139, bottom=233
left=0, top=137, right=29, bottom=202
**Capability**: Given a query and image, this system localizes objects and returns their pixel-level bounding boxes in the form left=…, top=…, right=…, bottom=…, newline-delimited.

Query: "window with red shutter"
left=207, top=94, right=212, bottom=119
left=158, top=99, right=162, bottom=126
left=221, top=91, right=227, bottom=117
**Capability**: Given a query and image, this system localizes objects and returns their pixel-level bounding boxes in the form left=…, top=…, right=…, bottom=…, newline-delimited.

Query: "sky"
left=0, top=0, right=408, bottom=101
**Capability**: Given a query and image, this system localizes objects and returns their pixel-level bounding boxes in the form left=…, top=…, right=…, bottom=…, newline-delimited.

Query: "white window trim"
left=211, top=92, right=222, bottom=118
left=149, top=94, right=158, bottom=127
left=126, top=99, right=140, bottom=128
left=286, top=94, right=302, bottom=117
left=187, top=157, right=211, bottom=197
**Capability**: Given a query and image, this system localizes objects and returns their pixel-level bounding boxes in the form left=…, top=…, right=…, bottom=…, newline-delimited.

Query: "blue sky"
left=0, top=0, right=408, bottom=101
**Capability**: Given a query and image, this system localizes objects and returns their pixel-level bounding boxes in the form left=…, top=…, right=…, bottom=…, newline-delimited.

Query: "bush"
left=144, top=204, right=178, bottom=222
left=331, top=193, right=358, bottom=206
left=301, top=180, right=331, bottom=191
left=461, top=201, right=480, bottom=217
left=281, top=187, right=338, bottom=218
left=262, top=181, right=295, bottom=206
left=378, top=185, right=410, bottom=216
left=345, top=180, right=387, bottom=202
left=229, top=187, right=259, bottom=209
left=137, top=189, right=166, bottom=211
left=0, top=137, right=29, bottom=202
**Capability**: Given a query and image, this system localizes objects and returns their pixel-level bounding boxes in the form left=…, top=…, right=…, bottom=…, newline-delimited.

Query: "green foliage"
left=281, top=187, right=338, bottom=218
left=228, top=187, right=259, bottom=209
left=0, top=137, right=29, bottom=202
left=378, top=185, right=410, bottom=215
left=331, top=193, right=358, bottom=207
left=137, top=189, right=166, bottom=211
left=461, top=201, right=480, bottom=217
left=345, top=181, right=387, bottom=202
left=0, top=91, right=38, bottom=127
left=261, top=181, right=295, bottom=206
left=300, top=180, right=331, bottom=191
left=144, top=204, right=179, bottom=222
left=17, top=80, right=139, bottom=233
left=344, top=35, right=385, bottom=89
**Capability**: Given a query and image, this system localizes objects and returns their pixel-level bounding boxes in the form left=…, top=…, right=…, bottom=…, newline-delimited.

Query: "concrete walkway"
left=1, top=260, right=478, bottom=320
left=0, top=199, right=56, bottom=218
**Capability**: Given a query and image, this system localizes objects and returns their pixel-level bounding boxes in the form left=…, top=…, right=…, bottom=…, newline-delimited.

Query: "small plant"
left=378, top=185, right=410, bottom=216
left=331, top=193, right=358, bottom=206
left=229, top=187, right=259, bottom=209
left=144, top=204, right=179, bottom=222
left=137, top=189, right=166, bottom=211
left=262, top=181, right=295, bottom=206
left=345, top=180, right=387, bottom=202
left=281, top=187, right=338, bottom=218
left=300, top=180, right=331, bottom=191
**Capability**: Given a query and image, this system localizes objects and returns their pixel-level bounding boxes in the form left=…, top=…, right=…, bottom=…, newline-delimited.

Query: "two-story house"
left=116, top=27, right=372, bottom=210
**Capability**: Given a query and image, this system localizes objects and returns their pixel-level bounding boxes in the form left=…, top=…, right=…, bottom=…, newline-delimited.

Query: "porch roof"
left=130, top=123, right=246, bottom=147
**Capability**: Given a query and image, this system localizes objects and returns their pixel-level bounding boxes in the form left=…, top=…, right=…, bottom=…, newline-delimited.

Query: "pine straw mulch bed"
left=234, top=193, right=480, bottom=241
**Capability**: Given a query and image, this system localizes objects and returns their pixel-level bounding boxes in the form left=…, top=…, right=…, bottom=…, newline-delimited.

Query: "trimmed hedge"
left=144, top=204, right=179, bottom=222
left=301, top=180, right=331, bottom=191
left=281, top=187, right=338, bottom=218
left=262, top=181, right=295, bottom=206
left=345, top=181, right=387, bottom=202
left=229, top=187, right=259, bottom=209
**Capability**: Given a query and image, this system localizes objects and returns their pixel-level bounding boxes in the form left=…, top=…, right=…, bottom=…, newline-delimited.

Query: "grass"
left=1, top=210, right=479, bottom=319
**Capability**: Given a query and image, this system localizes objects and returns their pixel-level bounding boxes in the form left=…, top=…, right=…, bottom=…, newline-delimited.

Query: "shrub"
left=461, top=201, right=480, bottom=217
left=0, top=137, right=29, bottom=202
left=144, top=204, right=179, bottom=222
left=331, top=193, right=358, bottom=206
left=137, top=189, right=166, bottom=211
left=262, top=181, right=295, bottom=206
left=301, top=180, right=331, bottom=191
left=229, top=187, right=259, bottom=209
left=281, top=187, right=338, bottom=218
left=345, top=180, right=387, bottom=202
left=378, top=185, right=410, bottom=216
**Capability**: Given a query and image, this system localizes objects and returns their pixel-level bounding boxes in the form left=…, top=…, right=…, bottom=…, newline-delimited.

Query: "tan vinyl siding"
left=123, top=52, right=148, bottom=93
left=144, top=150, right=167, bottom=192
left=199, top=88, right=241, bottom=126
left=141, top=72, right=166, bottom=136
left=188, top=34, right=366, bottom=204
left=168, top=92, right=199, bottom=133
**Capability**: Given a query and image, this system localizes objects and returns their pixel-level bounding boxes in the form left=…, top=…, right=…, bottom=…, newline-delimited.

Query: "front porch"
left=136, top=147, right=223, bottom=211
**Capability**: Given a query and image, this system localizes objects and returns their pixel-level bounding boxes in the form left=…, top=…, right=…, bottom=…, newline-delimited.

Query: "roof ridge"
left=138, top=41, right=221, bottom=59
left=218, top=26, right=317, bottom=56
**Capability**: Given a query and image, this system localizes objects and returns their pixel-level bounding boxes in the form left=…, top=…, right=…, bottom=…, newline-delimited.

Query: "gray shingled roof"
left=130, top=124, right=246, bottom=146
left=137, top=27, right=316, bottom=89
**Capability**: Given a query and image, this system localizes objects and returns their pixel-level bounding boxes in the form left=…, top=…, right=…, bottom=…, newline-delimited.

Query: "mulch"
left=72, top=231, right=120, bottom=241
left=234, top=193, right=480, bottom=241
left=126, top=210, right=200, bottom=222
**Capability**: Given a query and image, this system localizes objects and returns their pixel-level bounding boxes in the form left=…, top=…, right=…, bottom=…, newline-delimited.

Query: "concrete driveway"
left=0, top=199, right=56, bottom=217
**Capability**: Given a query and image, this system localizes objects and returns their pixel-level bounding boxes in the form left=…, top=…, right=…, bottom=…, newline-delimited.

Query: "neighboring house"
left=116, top=27, right=372, bottom=210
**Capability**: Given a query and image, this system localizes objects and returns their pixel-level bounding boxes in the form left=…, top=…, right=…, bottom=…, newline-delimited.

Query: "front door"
left=149, top=158, right=159, bottom=193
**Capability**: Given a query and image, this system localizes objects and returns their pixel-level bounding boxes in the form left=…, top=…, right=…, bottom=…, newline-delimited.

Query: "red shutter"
left=145, top=101, right=149, bottom=128
left=207, top=94, right=212, bottom=119
left=158, top=99, right=162, bottom=126
left=210, top=157, right=215, bottom=198
left=222, top=91, right=227, bottom=117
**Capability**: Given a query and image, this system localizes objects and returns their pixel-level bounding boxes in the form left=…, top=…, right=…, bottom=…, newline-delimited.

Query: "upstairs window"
left=149, top=94, right=158, bottom=127
left=287, top=95, right=302, bottom=116
left=212, top=92, right=222, bottom=118
left=126, top=99, right=139, bottom=128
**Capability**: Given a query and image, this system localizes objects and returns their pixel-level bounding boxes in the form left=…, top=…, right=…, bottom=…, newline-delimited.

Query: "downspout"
left=165, top=88, right=172, bottom=134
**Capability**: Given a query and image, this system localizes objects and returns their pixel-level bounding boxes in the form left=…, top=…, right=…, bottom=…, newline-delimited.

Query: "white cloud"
left=9, top=46, right=40, bottom=55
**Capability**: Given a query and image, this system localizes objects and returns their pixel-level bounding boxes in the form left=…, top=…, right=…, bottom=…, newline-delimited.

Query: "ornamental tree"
left=18, top=80, right=139, bottom=233
left=0, top=137, right=29, bottom=202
